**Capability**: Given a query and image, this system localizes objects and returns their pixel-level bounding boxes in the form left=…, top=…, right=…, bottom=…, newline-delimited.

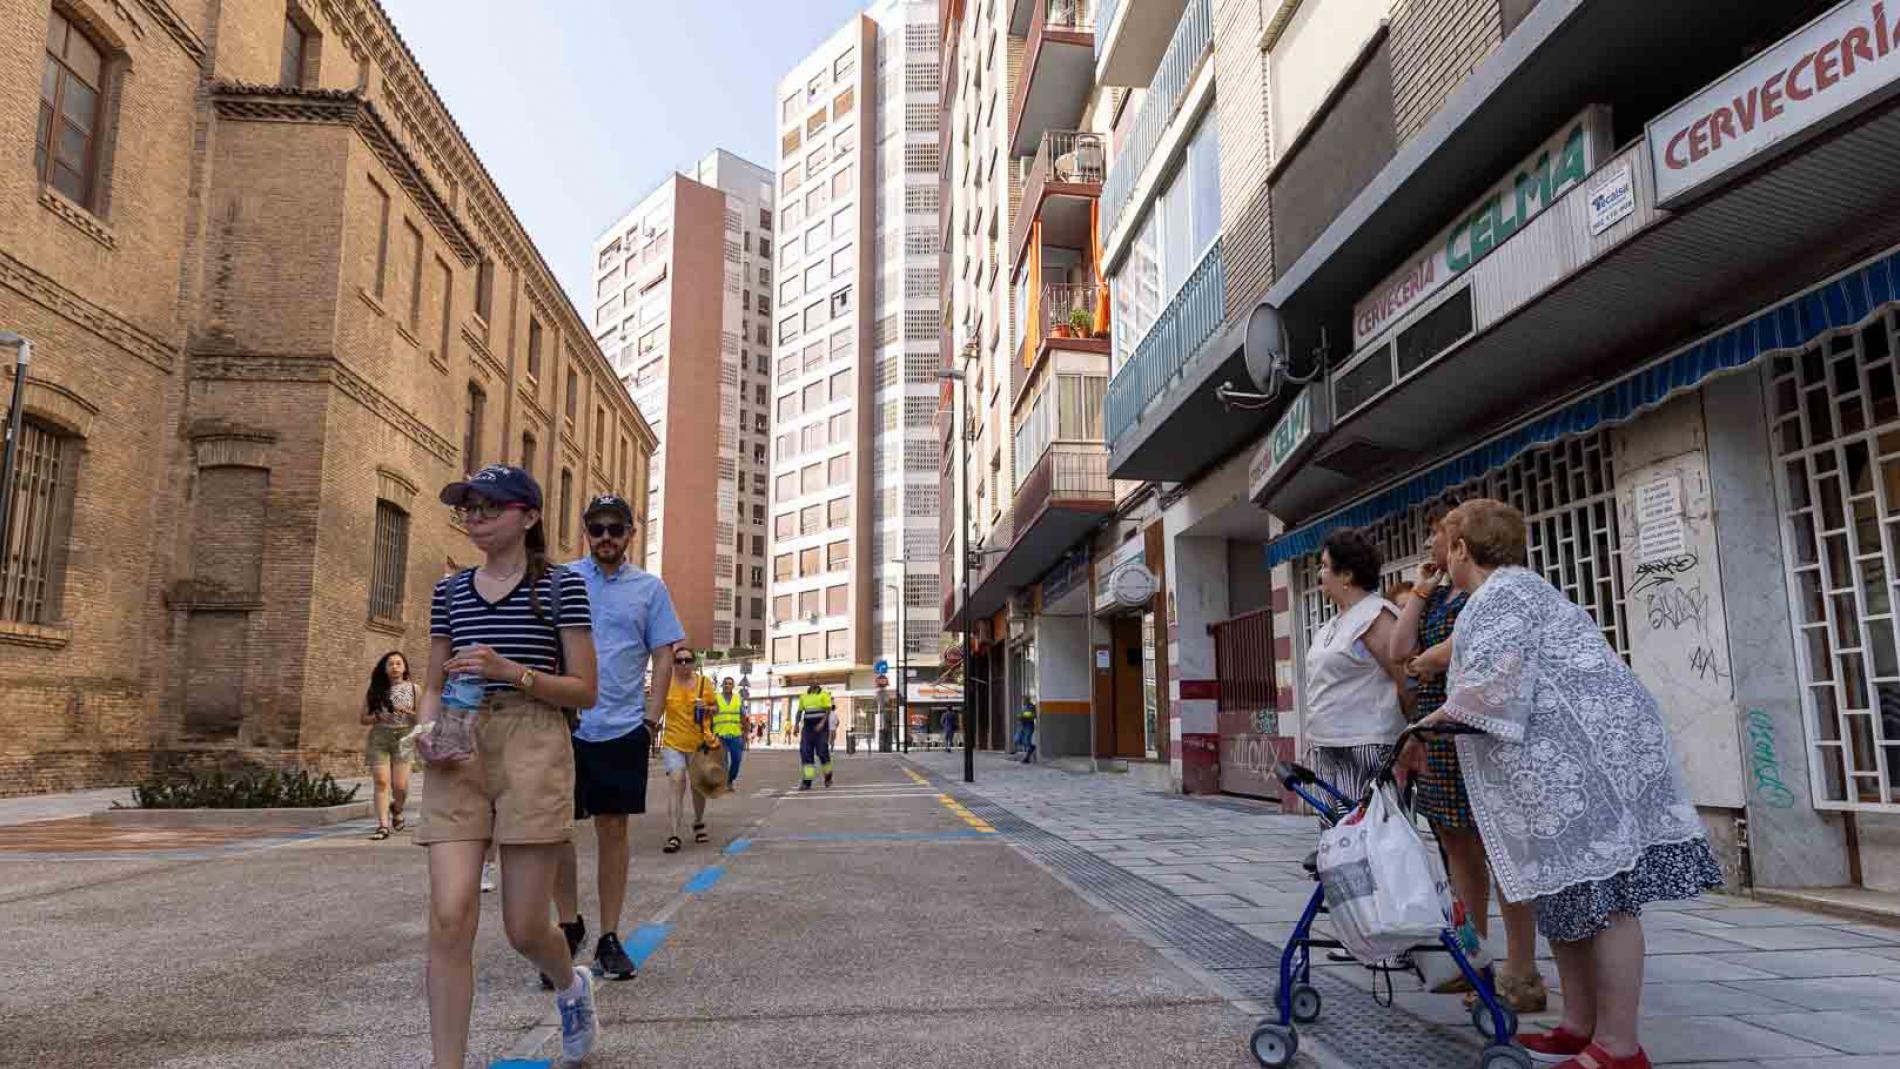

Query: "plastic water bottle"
left=442, top=672, right=486, bottom=711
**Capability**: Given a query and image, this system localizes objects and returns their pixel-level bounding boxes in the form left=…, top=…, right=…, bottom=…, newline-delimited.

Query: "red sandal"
left=1520, top=1026, right=1590, bottom=1064
left=1549, top=1043, right=1651, bottom=1069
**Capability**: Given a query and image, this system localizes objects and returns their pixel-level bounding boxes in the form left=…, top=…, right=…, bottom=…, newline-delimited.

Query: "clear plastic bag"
left=417, top=705, right=476, bottom=765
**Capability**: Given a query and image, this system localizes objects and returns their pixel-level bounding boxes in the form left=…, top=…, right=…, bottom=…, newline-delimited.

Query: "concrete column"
left=1703, top=370, right=1851, bottom=888
left=1165, top=534, right=1227, bottom=794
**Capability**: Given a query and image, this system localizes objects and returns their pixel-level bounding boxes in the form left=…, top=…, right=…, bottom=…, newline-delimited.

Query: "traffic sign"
left=874, top=659, right=889, bottom=674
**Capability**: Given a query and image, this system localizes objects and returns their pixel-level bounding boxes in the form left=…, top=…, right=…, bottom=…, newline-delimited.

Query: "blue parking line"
left=489, top=1061, right=550, bottom=1068
left=681, top=864, right=725, bottom=894
left=722, top=837, right=752, bottom=855
left=623, top=922, right=670, bottom=967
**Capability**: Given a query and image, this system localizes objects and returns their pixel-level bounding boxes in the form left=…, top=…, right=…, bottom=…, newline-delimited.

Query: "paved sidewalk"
left=907, top=749, right=1900, bottom=1069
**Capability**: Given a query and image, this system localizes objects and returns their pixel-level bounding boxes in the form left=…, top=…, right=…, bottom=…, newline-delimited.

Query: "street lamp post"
left=0, top=333, right=33, bottom=590
left=884, top=557, right=909, bottom=753
left=935, top=364, right=975, bottom=784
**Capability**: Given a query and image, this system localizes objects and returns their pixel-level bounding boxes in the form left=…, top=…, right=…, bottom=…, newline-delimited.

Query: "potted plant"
left=1069, top=307, right=1093, bottom=338
left=1051, top=317, right=1073, bottom=339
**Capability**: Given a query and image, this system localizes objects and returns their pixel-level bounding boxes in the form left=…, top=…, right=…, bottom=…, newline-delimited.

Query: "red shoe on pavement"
left=1547, top=1042, right=1651, bottom=1069
left=1518, top=1026, right=1590, bottom=1064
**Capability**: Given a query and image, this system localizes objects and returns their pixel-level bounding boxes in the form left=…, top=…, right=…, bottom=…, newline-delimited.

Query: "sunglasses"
left=675, top=657, right=695, bottom=665
left=587, top=522, right=629, bottom=539
left=455, top=501, right=529, bottom=522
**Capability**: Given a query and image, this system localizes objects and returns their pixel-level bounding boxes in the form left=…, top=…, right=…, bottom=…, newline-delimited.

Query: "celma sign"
left=1249, top=382, right=1330, bottom=501
left=1353, top=107, right=1609, bottom=347
left=1647, top=0, right=1900, bottom=205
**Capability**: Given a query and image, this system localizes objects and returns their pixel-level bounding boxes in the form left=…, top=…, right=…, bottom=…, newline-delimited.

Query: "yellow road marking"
left=934, top=792, right=996, bottom=834
left=902, top=768, right=929, bottom=786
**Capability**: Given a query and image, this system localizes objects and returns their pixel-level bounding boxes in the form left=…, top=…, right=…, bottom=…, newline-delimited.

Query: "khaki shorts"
left=414, top=691, right=574, bottom=846
left=365, top=725, right=407, bottom=764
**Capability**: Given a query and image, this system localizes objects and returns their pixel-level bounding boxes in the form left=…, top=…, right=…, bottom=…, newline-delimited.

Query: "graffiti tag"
left=1646, top=584, right=1710, bottom=631
left=1744, top=708, right=1798, bottom=809
left=1631, top=551, right=1699, bottom=595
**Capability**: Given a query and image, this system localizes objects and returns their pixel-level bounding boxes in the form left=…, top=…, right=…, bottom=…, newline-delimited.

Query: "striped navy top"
left=431, top=566, right=592, bottom=693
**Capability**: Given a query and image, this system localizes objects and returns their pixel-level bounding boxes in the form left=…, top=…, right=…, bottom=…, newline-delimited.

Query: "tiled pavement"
left=905, top=749, right=1900, bottom=1069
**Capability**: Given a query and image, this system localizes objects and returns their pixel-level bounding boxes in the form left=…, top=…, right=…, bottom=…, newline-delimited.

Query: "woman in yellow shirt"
left=660, top=648, right=719, bottom=853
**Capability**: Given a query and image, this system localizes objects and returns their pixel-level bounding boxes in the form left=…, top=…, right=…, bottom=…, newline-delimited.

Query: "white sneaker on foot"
left=480, top=860, right=496, bottom=893
left=556, top=966, right=601, bottom=1061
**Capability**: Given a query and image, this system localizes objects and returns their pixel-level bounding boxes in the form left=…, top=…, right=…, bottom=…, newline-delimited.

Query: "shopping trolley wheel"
left=1289, top=983, right=1322, bottom=1023
left=1470, top=998, right=1518, bottom=1040
left=1249, top=1022, right=1298, bottom=1068
left=1481, top=1043, right=1533, bottom=1069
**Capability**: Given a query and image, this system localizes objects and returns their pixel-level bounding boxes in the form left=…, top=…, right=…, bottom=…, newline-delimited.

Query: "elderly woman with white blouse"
left=1301, top=528, right=1410, bottom=807
left=1412, top=499, right=1720, bottom=1069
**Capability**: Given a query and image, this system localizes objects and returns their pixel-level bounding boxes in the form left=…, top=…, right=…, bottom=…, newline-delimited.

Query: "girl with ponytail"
left=412, top=464, right=604, bottom=1067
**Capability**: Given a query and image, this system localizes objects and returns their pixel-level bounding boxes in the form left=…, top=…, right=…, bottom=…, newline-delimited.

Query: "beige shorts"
left=661, top=747, right=689, bottom=775
left=414, top=691, right=574, bottom=846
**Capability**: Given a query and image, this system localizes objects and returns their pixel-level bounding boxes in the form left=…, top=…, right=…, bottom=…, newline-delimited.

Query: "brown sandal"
left=663, top=835, right=682, bottom=853
left=368, top=826, right=391, bottom=841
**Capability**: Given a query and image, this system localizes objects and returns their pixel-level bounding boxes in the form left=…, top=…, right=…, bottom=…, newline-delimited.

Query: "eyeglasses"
left=454, top=501, right=528, bottom=522
left=587, top=522, right=628, bottom=539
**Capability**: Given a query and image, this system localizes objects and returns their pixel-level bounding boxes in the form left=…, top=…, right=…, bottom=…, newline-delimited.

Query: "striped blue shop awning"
left=1265, top=247, right=1900, bottom=567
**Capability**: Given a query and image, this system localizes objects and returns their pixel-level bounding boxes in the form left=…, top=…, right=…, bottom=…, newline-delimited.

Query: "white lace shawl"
left=1444, top=567, right=1706, bottom=903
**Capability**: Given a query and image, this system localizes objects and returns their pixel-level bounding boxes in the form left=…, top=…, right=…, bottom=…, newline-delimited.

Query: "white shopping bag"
left=1314, top=784, right=1452, bottom=962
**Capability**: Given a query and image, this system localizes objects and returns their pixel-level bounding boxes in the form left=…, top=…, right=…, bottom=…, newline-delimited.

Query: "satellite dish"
left=1243, top=301, right=1289, bottom=394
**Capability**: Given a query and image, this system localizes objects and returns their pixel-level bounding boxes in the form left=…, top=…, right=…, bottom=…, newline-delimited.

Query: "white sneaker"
left=480, top=860, right=496, bottom=893
left=556, top=966, right=601, bottom=1061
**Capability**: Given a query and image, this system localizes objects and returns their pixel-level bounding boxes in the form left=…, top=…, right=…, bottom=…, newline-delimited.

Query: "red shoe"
left=1519, top=1027, right=1590, bottom=1064
left=1549, top=1043, right=1651, bottom=1069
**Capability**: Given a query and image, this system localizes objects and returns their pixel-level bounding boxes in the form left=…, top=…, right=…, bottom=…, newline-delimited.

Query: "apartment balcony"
left=1094, top=0, right=1188, bottom=88
left=1104, top=236, right=1227, bottom=474
left=960, top=443, right=1113, bottom=625
left=1019, top=282, right=1111, bottom=402
left=1100, top=0, right=1210, bottom=243
left=1010, top=0, right=1097, bottom=157
left=1008, top=131, right=1104, bottom=276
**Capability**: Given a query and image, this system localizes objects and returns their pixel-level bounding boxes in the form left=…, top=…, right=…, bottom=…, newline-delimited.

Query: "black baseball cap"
left=584, top=493, right=634, bottom=523
left=439, top=464, right=543, bottom=510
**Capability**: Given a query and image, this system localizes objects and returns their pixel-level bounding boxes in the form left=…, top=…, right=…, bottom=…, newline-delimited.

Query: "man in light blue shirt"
left=552, top=494, right=685, bottom=983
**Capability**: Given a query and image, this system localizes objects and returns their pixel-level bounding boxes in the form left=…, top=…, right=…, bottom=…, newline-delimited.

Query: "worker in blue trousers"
left=798, top=683, right=835, bottom=790
left=1015, top=697, right=1038, bottom=763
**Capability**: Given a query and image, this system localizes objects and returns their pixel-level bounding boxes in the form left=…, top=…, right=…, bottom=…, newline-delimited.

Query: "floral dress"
left=1410, top=585, right=1474, bottom=830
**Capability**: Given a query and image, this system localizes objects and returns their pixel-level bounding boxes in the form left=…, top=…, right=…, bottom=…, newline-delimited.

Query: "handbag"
left=689, top=743, right=729, bottom=798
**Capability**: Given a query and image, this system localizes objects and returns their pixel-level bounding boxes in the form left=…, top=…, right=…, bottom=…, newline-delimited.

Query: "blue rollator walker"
left=1248, top=723, right=1530, bottom=1069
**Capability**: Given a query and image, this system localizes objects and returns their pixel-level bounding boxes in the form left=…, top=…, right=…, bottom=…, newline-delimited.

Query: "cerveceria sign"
left=1647, top=0, right=1900, bottom=205
left=1352, top=107, right=1610, bottom=347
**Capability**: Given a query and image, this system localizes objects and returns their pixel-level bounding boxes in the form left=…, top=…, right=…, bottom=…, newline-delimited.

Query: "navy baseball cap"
left=583, top=493, right=634, bottom=523
left=439, top=464, right=543, bottom=510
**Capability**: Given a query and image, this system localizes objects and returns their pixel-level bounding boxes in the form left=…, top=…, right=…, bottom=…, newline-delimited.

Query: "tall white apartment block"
left=591, top=150, right=777, bottom=653
left=767, top=0, right=943, bottom=710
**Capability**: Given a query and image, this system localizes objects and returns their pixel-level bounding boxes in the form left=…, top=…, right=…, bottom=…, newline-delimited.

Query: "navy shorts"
left=573, top=725, right=652, bottom=819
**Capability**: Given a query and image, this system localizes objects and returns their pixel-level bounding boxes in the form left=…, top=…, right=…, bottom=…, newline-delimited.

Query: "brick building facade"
left=0, top=0, right=654, bottom=795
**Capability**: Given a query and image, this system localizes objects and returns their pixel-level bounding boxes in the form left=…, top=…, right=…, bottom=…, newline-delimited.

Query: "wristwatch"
left=515, top=669, right=536, bottom=693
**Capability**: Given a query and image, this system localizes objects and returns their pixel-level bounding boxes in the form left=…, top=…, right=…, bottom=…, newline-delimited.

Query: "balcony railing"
left=1102, top=0, right=1211, bottom=238
left=1105, top=237, right=1225, bottom=447
left=1043, top=0, right=1096, bottom=33
left=1042, top=129, right=1106, bottom=185
left=1020, top=281, right=1109, bottom=376
left=1014, top=441, right=1112, bottom=527
left=1095, top=0, right=1122, bottom=58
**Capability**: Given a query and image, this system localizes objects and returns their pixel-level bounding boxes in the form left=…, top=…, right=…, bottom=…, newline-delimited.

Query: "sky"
left=379, top=0, right=871, bottom=308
